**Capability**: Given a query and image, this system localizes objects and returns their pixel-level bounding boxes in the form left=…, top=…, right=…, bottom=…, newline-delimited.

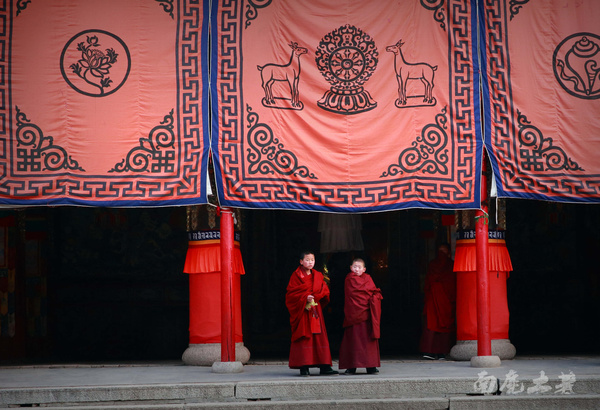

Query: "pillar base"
left=471, top=355, right=501, bottom=368
left=182, top=342, right=251, bottom=366
left=449, top=339, right=516, bottom=361
left=212, top=361, right=244, bottom=373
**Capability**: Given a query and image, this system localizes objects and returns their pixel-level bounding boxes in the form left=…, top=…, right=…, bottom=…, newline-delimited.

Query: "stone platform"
left=1, top=356, right=599, bottom=409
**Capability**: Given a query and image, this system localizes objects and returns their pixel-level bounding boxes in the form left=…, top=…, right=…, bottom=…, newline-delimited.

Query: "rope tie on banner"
left=216, top=206, right=238, bottom=225
left=475, top=211, right=489, bottom=225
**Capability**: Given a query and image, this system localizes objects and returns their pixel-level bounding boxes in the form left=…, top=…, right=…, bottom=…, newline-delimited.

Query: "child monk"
left=339, top=258, right=383, bottom=375
left=285, top=251, right=338, bottom=376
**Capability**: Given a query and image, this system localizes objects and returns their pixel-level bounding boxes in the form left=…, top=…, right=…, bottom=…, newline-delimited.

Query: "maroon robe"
left=419, top=250, right=457, bottom=354
left=338, top=272, right=382, bottom=370
left=285, top=266, right=332, bottom=368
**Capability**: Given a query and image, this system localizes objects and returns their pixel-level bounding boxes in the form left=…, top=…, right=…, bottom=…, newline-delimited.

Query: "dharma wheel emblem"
left=554, top=32, right=600, bottom=99
left=315, top=25, right=378, bottom=114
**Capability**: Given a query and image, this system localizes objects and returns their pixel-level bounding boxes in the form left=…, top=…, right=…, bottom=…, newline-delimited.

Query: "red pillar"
left=182, top=228, right=247, bottom=366
left=219, top=207, right=235, bottom=362
left=475, top=164, right=492, bottom=356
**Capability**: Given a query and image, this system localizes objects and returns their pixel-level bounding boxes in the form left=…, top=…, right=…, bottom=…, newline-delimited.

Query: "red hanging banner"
left=482, top=0, right=600, bottom=202
left=211, top=0, right=483, bottom=212
left=0, top=1, right=210, bottom=206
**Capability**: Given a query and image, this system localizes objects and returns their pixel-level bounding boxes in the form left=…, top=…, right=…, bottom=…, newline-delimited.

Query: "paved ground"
left=1, top=355, right=598, bottom=389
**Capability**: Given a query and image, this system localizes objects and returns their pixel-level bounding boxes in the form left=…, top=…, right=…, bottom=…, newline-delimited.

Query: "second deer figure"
left=386, top=40, right=437, bottom=107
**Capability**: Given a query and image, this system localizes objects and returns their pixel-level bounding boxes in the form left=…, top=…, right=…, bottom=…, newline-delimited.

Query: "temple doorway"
left=239, top=208, right=449, bottom=359
left=1, top=202, right=598, bottom=363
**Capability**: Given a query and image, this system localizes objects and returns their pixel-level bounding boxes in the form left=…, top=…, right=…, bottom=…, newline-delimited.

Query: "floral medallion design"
left=60, top=30, right=131, bottom=97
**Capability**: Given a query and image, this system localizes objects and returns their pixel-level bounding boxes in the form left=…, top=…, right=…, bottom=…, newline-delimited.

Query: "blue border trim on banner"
left=209, top=0, right=224, bottom=203
left=480, top=0, right=505, bottom=201
left=198, top=0, right=211, bottom=203
left=472, top=0, right=483, bottom=210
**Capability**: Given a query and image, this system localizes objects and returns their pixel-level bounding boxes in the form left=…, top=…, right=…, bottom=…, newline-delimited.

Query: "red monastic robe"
left=339, top=272, right=382, bottom=370
left=285, top=267, right=332, bottom=368
left=423, top=252, right=456, bottom=332
left=419, top=251, right=456, bottom=354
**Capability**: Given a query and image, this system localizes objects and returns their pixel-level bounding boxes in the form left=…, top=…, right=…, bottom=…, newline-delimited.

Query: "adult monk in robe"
left=420, top=243, right=456, bottom=360
left=285, top=251, right=338, bottom=376
left=339, top=258, right=382, bottom=375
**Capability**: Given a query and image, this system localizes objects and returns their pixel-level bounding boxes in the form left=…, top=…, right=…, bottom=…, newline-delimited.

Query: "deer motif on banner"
left=257, top=42, right=308, bottom=110
left=386, top=40, right=437, bottom=108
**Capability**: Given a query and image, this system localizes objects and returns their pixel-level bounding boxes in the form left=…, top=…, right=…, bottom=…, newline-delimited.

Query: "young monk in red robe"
left=285, top=251, right=338, bottom=376
left=339, top=258, right=383, bottom=375
left=419, top=243, right=456, bottom=360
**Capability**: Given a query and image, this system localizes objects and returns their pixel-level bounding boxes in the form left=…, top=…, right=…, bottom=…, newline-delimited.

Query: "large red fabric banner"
left=211, top=0, right=483, bottom=212
left=482, top=0, right=600, bottom=202
left=0, top=1, right=210, bottom=206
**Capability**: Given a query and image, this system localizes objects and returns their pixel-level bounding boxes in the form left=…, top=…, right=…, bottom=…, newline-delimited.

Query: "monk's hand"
left=305, top=295, right=318, bottom=310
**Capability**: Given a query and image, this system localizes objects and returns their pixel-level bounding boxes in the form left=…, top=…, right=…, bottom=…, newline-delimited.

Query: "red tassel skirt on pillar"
left=454, top=231, right=513, bottom=341
left=183, top=231, right=245, bottom=344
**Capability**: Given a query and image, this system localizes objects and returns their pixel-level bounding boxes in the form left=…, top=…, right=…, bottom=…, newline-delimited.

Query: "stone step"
left=2, top=376, right=600, bottom=409
left=0, top=398, right=450, bottom=409
left=2, top=395, right=600, bottom=409
left=450, top=394, right=600, bottom=409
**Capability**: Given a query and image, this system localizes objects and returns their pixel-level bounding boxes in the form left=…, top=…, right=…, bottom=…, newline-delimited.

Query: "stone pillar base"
left=182, top=342, right=251, bottom=366
left=449, top=339, right=516, bottom=361
left=212, top=361, right=244, bottom=373
left=471, top=355, right=502, bottom=368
